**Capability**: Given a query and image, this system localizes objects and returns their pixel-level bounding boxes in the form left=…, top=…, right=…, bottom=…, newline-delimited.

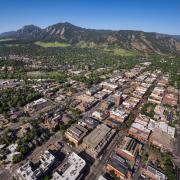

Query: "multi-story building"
left=82, top=124, right=116, bottom=158
left=16, top=150, right=55, bottom=180
left=116, top=136, right=143, bottom=165
left=128, top=122, right=151, bottom=143
left=24, top=98, right=48, bottom=113
left=65, top=124, right=88, bottom=146
left=106, top=152, right=132, bottom=179
left=110, top=108, right=129, bottom=123
left=52, top=152, right=86, bottom=180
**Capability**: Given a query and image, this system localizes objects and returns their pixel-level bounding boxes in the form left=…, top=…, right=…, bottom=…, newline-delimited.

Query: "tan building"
left=44, top=115, right=61, bottom=129
left=91, top=109, right=109, bottom=121
left=116, top=136, right=143, bottom=165
left=128, top=123, right=151, bottom=143
left=163, top=93, right=178, bottom=106
left=110, top=108, right=129, bottom=123
left=100, top=82, right=118, bottom=91
left=76, top=94, right=98, bottom=112
left=141, top=164, right=167, bottom=180
left=106, top=152, right=132, bottom=180
left=82, top=124, right=116, bottom=158
left=24, top=98, right=48, bottom=113
left=65, top=124, right=88, bottom=146
left=134, top=114, right=150, bottom=127
left=114, top=91, right=123, bottom=107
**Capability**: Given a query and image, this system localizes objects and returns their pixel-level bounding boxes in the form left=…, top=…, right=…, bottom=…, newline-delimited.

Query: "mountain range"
left=1, top=22, right=180, bottom=54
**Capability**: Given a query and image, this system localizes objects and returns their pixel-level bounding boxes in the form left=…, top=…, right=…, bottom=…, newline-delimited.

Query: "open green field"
left=27, top=71, right=47, bottom=78
left=35, top=41, right=71, bottom=47
left=113, top=48, right=140, bottom=56
left=0, top=38, right=15, bottom=42
left=104, top=47, right=140, bottom=56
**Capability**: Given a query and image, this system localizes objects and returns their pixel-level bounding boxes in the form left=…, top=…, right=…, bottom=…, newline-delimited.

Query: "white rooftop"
left=52, top=152, right=86, bottom=180
left=33, top=98, right=47, bottom=105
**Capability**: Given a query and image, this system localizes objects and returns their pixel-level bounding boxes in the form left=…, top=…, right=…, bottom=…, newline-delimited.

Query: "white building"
left=39, top=150, right=55, bottom=172
left=16, top=150, right=55, bottom=180
left=25, top=98, right=48, bottom=112
left=52, top=152, right=86, bottom=180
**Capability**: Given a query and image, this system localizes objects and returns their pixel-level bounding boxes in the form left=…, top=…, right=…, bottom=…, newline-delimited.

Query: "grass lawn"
left=113, top=48, right=139, bottom=56
left=27, top=71, right=47, bottom=78
left=0, top=38, right=15, bottom=42
left=35, top=41, right=71, bottom=47
left=141, top=102, right=156, bottom=118
left=104, top=47, right=139, bottom=56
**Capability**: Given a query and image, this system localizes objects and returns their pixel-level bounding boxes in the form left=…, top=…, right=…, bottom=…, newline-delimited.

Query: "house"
left=61, top=113, right=72, bottom=125
left=20, top=123, right=33, bottom=134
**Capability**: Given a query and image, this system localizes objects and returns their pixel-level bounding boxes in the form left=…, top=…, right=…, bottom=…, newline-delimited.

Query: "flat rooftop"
left=66, top=124, right=88, bottom=141
left=120, top=136, right=141, bottom=152
left=53, top=152, right=86, bottom=180
left=83, top=124, right=111, bottom=148
left=107, top=152, right=129, bottom=175
left=76, top=94, right=96, bottom=103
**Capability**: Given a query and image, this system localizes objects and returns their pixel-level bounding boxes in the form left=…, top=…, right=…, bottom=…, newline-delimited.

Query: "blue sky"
left=0, top=0, right=179, bottom=34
